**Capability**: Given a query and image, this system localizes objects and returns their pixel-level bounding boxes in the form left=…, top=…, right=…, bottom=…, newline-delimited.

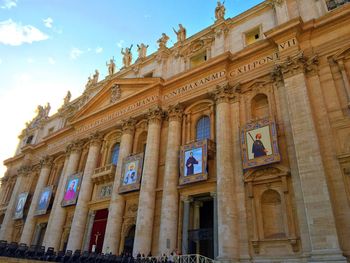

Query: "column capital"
left=17, top=164, right=32, bottom=177
left=267, top=0, right=284, bottom=8
left=210, top=192, right=217, bottom=198
left=212, top=83, right=240, bottom=104
left=147, top=106, right=163, bottom=125
left=39, top=155, right=54, bottom=169
left=181, top=195, right=193, bottom=203
left=122, top=117, right=137, bottom=135
left=167, top=103, right=184, bottom=122
left=277, top=51, right=319, bottom=78
left=89, top=131, right=103, bottom=147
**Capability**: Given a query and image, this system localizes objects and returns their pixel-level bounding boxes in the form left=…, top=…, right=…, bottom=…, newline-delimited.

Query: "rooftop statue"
left=121, top=45, right=133, bottom=68
left=137, top=43, right=149, bottom=60
left=215, top=0, right=226, bottom=21
left=63, top=91, right=71, bottom=106
left=106, top=57, right=116, bottom=76
left=93, top=69, right=99, bottom=84
left=157, top=33, right=170, bottom=49
left=173, top=24, right=186, bottom=43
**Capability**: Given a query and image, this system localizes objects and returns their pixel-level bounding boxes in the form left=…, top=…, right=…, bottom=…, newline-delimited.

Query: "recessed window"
left=196, top=116, right=210, bottom=141
left=111, top=143, right=120, bottom=165
left=48, top=127, right=55, bottom=135
left=245, top=27, right=261, bottom=46
left=26, top=135, right=34, bottom=144
left=143, top=72, right=153, bottom=78
left=190, top=52, right=207, bottom=68
left=326, top=0, right=349, bottom=11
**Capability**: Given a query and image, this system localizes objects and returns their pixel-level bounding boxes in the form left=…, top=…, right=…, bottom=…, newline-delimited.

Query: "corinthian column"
left=0, top=165, right=31, bottom=241
left=102, top=118, right=136, bottom=254
left=158, top=104, right=183, bottom=254
left=133, top=107, right=163, bottom=256
left=277, top=52, right=346, bottom=261
left=20, top=156, right=53, bottom=244
left=213, top=84, right=239, bottom=261
left=67, top=132, right=102, bottom=251
left=43, top=140, right=83, bottom=251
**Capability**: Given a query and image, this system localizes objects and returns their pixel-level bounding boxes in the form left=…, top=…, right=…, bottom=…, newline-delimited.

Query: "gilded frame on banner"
left=179, top=139, right=209, bottom=185
left=118, top=153, right=144, bottom=194
left=241, top=118, right=280, bottom=169
left=35, top=186, right=53, bottom=216
left=13, top=192, right=29, bottom=219
left=61, top=173, right=82, bottom=207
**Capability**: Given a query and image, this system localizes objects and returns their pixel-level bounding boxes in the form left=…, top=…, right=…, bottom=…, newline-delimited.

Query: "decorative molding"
left=89, top=131, right=103, bottom=147
left=17, top=165, right=32, bottom=177
left=110, top=84, right=121, bottom=104
left=267, top=0, right=284, bottom=8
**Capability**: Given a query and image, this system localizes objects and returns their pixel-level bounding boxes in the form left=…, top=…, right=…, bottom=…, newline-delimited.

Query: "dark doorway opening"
left=188, top=198, right=214, bottom=259
left=123, top=225, right=135, bottom=254
left=89, top=209, right=108, bottom=253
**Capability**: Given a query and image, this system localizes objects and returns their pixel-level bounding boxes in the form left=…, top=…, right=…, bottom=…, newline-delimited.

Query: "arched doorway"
left=123, top=225, right=135, bottom=254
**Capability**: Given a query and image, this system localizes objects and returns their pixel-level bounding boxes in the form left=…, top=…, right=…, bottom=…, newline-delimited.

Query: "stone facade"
left=1, top=1, right=350, bottom=262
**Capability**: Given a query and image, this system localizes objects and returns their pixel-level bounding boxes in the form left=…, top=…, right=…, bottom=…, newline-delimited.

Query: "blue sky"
left=0, top=0, right=263, bottom=176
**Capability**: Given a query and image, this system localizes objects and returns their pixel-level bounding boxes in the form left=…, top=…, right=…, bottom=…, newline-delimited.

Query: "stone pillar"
left=43, top=140, right=83, bottom=251
left=334, top=59, right=350, bottom=107
left=0, top=165, right=30, bottom=241
left=158, top=104, right=183, bottom=254
left=67, top=132, right=102, bottom=252
left=193, top=201, right=202, bottom=253
left=210, top=192, right=218, bottom=259
left=213, top=84, right=239, bottom=261
left=133, top=107, right=163, bottom=256
left=277, top=53, right=346, bottom=262
left=82, top=211, right=96, bottom=252
left=102, top=118, right=136, bottom=254
left=181, top=197, right=191, bottom=255
left=32, top=223, right=46, bottom=246
left=269, top=0, right=289, bottom=25
left=20, top=156, right=53, bottom=245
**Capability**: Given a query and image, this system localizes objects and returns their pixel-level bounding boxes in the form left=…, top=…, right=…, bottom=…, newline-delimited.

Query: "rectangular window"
left=245, top=26, right=262, bottom=46
left=326, top=0, right=349, bottom=11
left=190, top=51, right=207, bottom=68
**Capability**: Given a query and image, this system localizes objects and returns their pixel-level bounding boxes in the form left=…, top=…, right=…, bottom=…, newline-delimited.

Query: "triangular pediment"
left=70, top=77, right=162, bottom=122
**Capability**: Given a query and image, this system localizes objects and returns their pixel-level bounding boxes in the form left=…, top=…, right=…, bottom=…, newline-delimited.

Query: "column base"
left=309, top=249, right=347, bottom=262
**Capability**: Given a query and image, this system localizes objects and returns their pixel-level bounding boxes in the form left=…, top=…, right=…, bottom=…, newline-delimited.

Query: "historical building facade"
left=1, top=0, right=350, bottom=262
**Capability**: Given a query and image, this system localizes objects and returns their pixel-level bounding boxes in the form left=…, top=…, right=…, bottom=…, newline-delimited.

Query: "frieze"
left=163, top=70, right=226, bottom=100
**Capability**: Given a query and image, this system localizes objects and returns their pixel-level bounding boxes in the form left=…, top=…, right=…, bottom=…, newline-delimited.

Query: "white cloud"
left=48, top=57, right=55, bottom=64
left=0, top=19, right=49, bottom=46
left=43, top=17, right=53, bottom=28
left=95, top=47, right=103, bottom=54
left=116, top=40, right=125, bottom=48
left=70, top=47, right=83, bottom=60
left=1, top=0, right=17, bottom=9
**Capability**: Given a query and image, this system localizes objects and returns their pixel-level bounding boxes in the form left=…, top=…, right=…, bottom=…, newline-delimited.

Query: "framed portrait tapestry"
left=13, top=192, right=29, bottom=219
left=179, top=139, right=209, bottom=185
left=61, top=173, right=82, bottom=207
left=35, top=186, right=53, bottom=216
left=241, top=118, right=280, bottom=169
left=118, top=153, right=144, bottom=194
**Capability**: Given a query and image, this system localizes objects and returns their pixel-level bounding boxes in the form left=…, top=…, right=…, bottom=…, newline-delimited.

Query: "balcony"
left=92, top=163, right=116, bottom=184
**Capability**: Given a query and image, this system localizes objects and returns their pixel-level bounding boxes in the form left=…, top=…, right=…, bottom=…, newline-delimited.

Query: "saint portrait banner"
left=13, top=192, right=29, bottom=219
left=35, top=186, right=53, bottom=216
left=61, top=173, right=82, bottom=207
left=240, top=118, right=280, bottom=169
left=118, top=153, right=144, bottom=194
left=179, top=139, right=209, bottom=185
